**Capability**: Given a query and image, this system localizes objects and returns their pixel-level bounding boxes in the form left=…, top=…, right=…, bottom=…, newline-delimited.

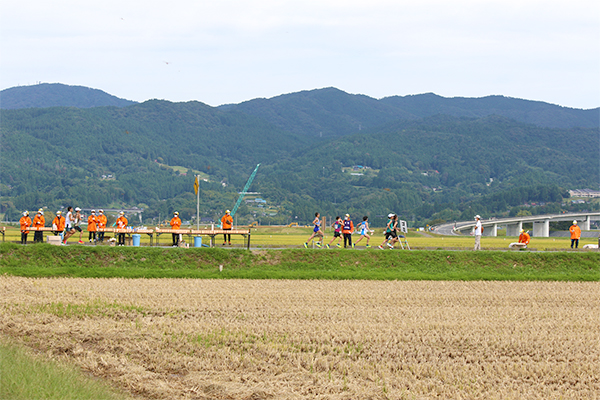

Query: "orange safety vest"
left=53, top=216, right=66, bottom=231
left=221, top=214, right=233, bottom=229
left=569, top=225, right=581, bottom=240
left=87, top=215, right=97, bottom=232
left=20, top=216, right=32, bottom=233
left=518, top=232, right=530, bottom=245
left=170, top=217, right=182, bottom=229
left=116, top=216, right=128, bottom=229
left=97, top=214, right=107, bottom=229
left=32, top=214, right=45, bottom=229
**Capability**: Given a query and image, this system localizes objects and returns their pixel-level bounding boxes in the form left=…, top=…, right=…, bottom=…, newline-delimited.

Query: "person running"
left=518, top=229, right=530, bottom=248
left=304, top=212, right=324, bottom=248
left=63, top=206, right=75, bottom=244
left=32, top=209, right=45, bottom=243
left=342, top=214, right=354, bottom=248
left=52, top=211, right=66, bottom=241
left=353, top=216, right=374, bottom=248
left=569, top=220, right=581, bottom=249
left=221, top=210, right=233, bottom=245
left=19, top=211, right=31, bottom=245
left=97, top=210, right=107, bottom=242
left=170, top=211, right=182, bottom=247
left=116, top=211, right=128, bottom=246
left=87, top=210, right=97, bottom=243
left=74, top=207, right=84, bottom=243
left=378, top=213, right=398, bottom=250
left=325, top=216, right=343, bottom=248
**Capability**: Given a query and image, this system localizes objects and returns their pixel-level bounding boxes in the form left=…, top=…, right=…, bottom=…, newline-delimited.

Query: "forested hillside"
left=1, top=87, right=598, bottom=227
left=0, top=83, right=136, bottom=109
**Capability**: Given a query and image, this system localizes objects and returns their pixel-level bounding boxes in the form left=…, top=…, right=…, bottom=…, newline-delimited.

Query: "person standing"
left=221, top=210, right=233, bottom=245
left=342, top=214, right=354, bottom=248
left=32, top=209, right=45, bottom=243
left=97, top=210, right=107, bottom=242
left=473, top=215, right=483, bottom=251
left=569, top=220, right=581, bottom=249
left=170, top=211, right=182, bottom=247
left=304, top=212, right=324, bottom=248
left=19, top=211, right=31, bottom=245
left=353, top=216, right=374, bottom=248
left=116, top=211, right=128, bottom=246
left=52, top=211, right=66, bottom=240
left=87, top=210, right=98, bottom=243
left=518, top=229, right=530, bottom=248
left=325, top=216, right=343, bottom=248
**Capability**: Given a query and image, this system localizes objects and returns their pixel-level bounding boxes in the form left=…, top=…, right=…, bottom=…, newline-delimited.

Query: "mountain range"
left=1, top=83, right=598, bottom=226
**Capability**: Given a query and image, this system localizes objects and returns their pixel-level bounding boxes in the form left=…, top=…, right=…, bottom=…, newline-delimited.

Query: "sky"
left=1, top=0, right=598, bottom=109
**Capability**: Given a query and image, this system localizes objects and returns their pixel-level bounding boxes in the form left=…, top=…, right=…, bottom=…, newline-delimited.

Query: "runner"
left=353, top=216, right=374, bottom=248
left=97, top=210, right=107, bottom=242
left=32, top=209, right=45, bottom=243
left=325, top=216, right=343, bottom=248
left=304, top=212, right=324, bottom=248
left=116, top=211, right=128, bottom=246
left=19, top=211, right=31, bottom=245
left=87, top=210, right=97, bottom=243
left=63, top=206, right=75, bottom=244
left=342, top=214, right=354, bottom=248
left=74, top=207, right=84, bottom=244
left=378, top=213, right=398, bottom=250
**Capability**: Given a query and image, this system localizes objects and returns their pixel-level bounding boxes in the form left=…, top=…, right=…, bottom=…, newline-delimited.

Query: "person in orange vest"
left=87, top=210, right=98, bottom=243
left=52, top=211, right=66, bottom=241
left=221, top=210, right=233, bottom=245
left=97, top=210, right=107, bottom=242
left=518, top=229, right=530, bottom=248
left=116, top=211, right=128, bottom=246
left=170, top=211, right=182, bottom=247
left=32, top=208, right=45, bottom=243
left=19, top=211, right=32, bottom=245
left=341, top=214, right=354, bottom=248
left=569, top=220, right=581, bottom=249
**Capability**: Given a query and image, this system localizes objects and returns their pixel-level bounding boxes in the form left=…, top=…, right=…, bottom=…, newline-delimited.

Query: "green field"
left=1, top=242, right=598, bottom=281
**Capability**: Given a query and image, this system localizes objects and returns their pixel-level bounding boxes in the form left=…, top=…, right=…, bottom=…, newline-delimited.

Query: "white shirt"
left=65, top=211, right=74, bottom=227
left=475, top=220, right=482, bottom=236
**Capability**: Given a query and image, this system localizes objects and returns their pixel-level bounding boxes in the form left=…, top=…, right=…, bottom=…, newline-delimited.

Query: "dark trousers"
left=98, top=232, right=105, bottom=242
left=89, top=232, right=96, bottom=242
left=571, top=238, right=579, bottom=249
left=118, top=233, right=125, bottom=245
left=34, top=231, right=43, bottom=243
left=172, top=233, right=180, bottom=246
left=223, top=229, right=231, bottom=244
left=21, top=232, right=28, bottom=244
left=343, top=233, right=352, bottom=248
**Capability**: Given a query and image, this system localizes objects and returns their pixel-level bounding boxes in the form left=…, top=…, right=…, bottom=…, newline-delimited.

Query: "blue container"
left=132, top=234, right=141, bottom=247
left=194, top=236, right=202, bottom=248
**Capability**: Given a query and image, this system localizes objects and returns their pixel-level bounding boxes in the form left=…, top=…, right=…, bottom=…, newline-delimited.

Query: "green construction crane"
left=231, top=164, right=260, bottom=217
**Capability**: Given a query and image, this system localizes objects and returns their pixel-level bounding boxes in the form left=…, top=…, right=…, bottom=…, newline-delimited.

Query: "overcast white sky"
left=1, top=0, right=598, bottom=109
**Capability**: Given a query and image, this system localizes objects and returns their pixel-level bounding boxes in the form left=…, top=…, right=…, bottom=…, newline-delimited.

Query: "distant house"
left=569, top=189, right=600, bottom=198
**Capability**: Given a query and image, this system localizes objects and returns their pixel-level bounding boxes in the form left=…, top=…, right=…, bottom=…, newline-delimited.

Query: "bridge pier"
left=533, top=220, right=550, bottom=237
left=506, top=222, right=522, bottom=237
left=581, top=216, right=591, bottom=231
left=483, top=223, right=497, bottom=237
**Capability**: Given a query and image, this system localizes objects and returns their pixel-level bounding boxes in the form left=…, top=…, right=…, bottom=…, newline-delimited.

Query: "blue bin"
left=194, top=236, right=202, bottom=248
left=132, top=234, right=141, bottom=247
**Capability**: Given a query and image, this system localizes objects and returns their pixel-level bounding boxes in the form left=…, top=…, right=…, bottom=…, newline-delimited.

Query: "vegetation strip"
left=1, top=243, right=598, bottom=281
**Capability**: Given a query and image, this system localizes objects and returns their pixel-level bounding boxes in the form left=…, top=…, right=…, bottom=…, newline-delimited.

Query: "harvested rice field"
left=1, top=277, right=599, bottom=399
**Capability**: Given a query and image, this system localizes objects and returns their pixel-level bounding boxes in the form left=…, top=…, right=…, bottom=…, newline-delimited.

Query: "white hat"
left=388, top=213, right=394, bottom=218
left=226, top=210, right=230, bottom=214
left=475, top=215, right=481, bottom=219
left=573, top=220, right=577, bottom=225
left=23, top=211, right=29, bottom=216
left=57, top=211, right=62, bottom=215
left=99, top=209, right=104, bottom=213
left=91, top=209, right=96, bottom=213
left=75, top=207, right=81, bottom=211
left=174, top=211, right=179, bottom=215
left=119, top=211, right=124, bottom=215
left=38, top=208, right=43, bottom=213
left=345, top=214, right=350, bottom=217
left=520, top=229, right=524, bottom=233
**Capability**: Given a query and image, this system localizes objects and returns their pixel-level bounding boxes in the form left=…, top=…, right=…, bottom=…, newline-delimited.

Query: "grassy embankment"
left=0, top=339, right=130, bottom=400
left=1, top=242, right=598, bottom=281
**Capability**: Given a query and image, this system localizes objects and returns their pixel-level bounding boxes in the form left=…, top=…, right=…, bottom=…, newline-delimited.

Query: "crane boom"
left=231, top=164, right=260, bottom=217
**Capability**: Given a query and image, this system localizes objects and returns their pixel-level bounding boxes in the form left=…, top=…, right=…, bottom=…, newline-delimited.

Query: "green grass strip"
left=1, top=243, right=598, bottom=281
left=0, top=339, right=129, bottom=400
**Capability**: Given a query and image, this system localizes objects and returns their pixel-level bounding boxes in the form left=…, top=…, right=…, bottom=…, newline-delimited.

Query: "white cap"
left=119, top=211, right=124, bottom=215
left=520, top=229, right=524, bottom=233
left=91, top=209, right=95, bottom=213
left=99, top=209, right=104, bottom=213
left=75, top=207, right=81, bottom=211
left=226, top=210, right=230, bottom=214
left=38, top=208, right=43, bottom=213
left=345, top=214, right=350, bottom=217
left=174, top=211, right=179, bottom=215
left=23, top=211, right=28, bottom=216
left=475, top=215, right=481, bottom=219
left=388, top=213, right=394, bottom=218
left=56, top=211, right=62, bottom=215
left=573, top=220, right=577, bottom=224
